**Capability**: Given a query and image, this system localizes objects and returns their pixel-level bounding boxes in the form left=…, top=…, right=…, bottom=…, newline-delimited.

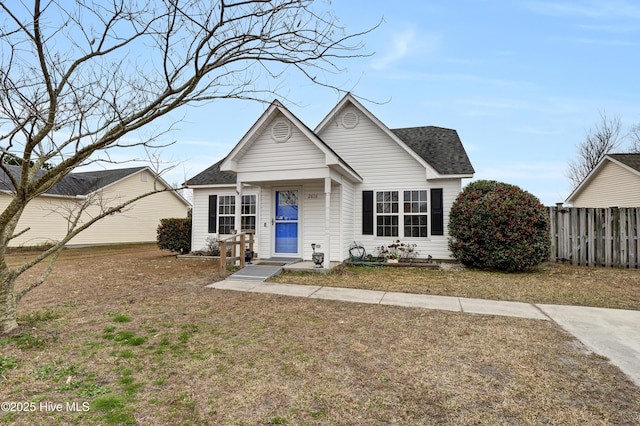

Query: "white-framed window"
left=218, top=195, right=235, bottom=234
left=370, top=189, right=433, bottom=238
left=403, top=190, right=428, bottom=237
left=241, top=194, right=257, bottom=231
left=376, top=191, right=399, bottom=237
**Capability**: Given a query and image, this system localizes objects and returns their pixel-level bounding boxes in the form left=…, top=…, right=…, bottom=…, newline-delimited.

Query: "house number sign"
left=306, top=193, right=319, bottom=199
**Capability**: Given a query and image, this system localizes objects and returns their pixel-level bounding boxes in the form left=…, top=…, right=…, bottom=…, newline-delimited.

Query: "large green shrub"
left=448, top=180, right=550, bottom=272
left=157, top=217, right=191, bottom=254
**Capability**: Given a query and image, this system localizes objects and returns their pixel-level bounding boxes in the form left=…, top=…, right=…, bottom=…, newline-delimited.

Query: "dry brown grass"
left=1, top=245, right=639, bottom=425
left=271, top=262, right=640, bottom=310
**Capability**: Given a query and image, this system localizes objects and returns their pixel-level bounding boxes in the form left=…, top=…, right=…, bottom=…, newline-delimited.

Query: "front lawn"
left=1, top=246, right=639, bottom=424
left=270, top=262, right=640, bottom=310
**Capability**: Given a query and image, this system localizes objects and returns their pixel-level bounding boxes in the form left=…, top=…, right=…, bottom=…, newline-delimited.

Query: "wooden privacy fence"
left=548, top=206, right=640, bottom=268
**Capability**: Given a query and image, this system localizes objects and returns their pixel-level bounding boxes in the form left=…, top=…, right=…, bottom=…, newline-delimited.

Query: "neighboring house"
left=566, top=153, right=640, bottom=207
left=0, top=166, right=191, bottom=247
left=185, top=94, right=474, bottom=265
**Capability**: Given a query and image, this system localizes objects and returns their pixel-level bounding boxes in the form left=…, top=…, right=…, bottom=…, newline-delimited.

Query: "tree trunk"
left=0, top=267, right=18, bottom=334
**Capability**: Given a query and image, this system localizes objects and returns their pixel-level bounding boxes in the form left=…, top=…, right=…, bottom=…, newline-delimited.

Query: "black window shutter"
left=430, top=189, right=444, bottom=236
left=208, top=195, right=217, bottom=233
left=362, top=190, right=374, bottom=235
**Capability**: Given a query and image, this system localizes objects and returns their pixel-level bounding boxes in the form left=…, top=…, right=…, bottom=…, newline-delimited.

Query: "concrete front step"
left=229, top=264, right=285, bottom=281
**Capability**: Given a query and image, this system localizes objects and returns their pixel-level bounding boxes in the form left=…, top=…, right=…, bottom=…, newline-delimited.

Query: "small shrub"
left=448, top=180, right=550, bottom=272
left=112, top=314, right=131, bottom=323
left=157, top=217, right=191, bottom=254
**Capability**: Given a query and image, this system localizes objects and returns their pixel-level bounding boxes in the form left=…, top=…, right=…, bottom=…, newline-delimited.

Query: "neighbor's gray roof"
left=608, top=153, right=640, bottom=173
left=0, top=165, right=148, bottom=196
left=186, top=125, right=475, bottom=186
left=391, top=126, right=475, bottom=175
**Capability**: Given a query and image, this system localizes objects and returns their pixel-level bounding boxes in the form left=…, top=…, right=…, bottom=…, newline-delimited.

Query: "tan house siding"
left=571, top=161, right=640, bottom=207
left=1, top=170, right=189, bottom=247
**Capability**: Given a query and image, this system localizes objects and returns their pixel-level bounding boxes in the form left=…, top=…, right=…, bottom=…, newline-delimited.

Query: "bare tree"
left=0, top=0, right=374, bottom=334
left=627, top=123, right=640, bottom=153
left=567, top=112, right=622, bottom=189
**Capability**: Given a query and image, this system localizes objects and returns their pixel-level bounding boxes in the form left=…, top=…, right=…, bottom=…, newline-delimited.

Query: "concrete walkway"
left=207, top=279, right=640, bottom=388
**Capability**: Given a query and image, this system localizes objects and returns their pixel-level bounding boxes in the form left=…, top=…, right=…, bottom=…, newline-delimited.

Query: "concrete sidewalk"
left=207, top=279, right=640, bottom=388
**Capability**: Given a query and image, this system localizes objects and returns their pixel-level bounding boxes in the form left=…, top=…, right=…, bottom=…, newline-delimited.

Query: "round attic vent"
left=342, top=111, right=359, bottom=129
left=271, top=120, right=292, bottom=142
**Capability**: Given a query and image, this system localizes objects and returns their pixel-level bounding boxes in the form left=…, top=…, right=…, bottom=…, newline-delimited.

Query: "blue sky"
left=120, top=0, right=640, bottom=205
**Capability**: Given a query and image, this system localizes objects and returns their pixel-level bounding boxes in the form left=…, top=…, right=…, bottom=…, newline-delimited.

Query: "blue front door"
left=274, top=190, right=299, bottom=254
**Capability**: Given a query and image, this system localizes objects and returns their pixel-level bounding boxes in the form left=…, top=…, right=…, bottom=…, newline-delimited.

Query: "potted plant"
left=311, top=243, right=324, bottom=268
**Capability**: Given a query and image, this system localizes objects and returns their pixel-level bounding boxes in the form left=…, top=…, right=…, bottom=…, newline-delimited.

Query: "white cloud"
left=525, top=0, right=640, bottom=19
left=564, top=37, right=636, bottom=46
left=371, top=28, right=439, bottom=70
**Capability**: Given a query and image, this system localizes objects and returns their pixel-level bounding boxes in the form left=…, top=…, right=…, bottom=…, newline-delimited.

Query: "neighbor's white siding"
left=1, top=171, right=189, bottom=247
left=571, top=161, right=640, bottom=207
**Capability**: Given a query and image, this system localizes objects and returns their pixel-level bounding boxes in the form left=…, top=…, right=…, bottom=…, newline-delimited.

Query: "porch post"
left=235, top=181, right=243, bottom=233
left=324, top=177, right=331, bottom=270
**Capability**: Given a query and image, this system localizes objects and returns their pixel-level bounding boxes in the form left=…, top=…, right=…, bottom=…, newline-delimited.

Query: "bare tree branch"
left=0, top=0, right=375, bottom=333
left=567, top=111, right=622, bottom=189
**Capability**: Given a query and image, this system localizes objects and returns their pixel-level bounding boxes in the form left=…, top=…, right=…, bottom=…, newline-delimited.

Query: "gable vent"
left=342, top=111, right=359, bottom=129
left=271, top=120, right=292, bottom=142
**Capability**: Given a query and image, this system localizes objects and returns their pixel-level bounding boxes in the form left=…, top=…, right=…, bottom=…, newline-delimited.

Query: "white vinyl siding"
left=191, top=187, right=261, bottom=253
left=571, top=161, right=640, bottom=207
left=352, top=179, right=462, bottom=260
left=318, top=104, right=465, bottom=260
left=317, top=105, right=426, bottom=185
left=341, top=180, right=355, bottom=260
left=237, top=114, right=326, bottom=174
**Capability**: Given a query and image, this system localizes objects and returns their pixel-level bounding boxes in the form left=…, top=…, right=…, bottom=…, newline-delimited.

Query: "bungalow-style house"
left=185, top=94, right=474, bottom=266
left=566, top=153, right=640, bottom=207
left=0, top=166, right=191, bottom=247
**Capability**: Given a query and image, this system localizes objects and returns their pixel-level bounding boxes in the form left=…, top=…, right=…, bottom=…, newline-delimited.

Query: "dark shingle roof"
left=0, top=165, right=148, bottom=196
left=185, top=126, right=474, bottom=186
left=390, top=126, right=475, bottom=175
left=608, top=153, right=640, bottom=173
left=184, top=158, right=237, bottom=186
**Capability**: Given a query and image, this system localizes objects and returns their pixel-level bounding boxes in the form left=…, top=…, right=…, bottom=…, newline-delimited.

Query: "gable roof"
left=607, top=153, right=640, bottom=173
left=316, top=93, right=474, bottom=178
left=218, top=99, right=362, bottom=183
left=186, top=94, right=474, bottom=186
left=0, top=165, right=190, bottom=206
left=391, top=126, right=475, bottom=175
left=566, top=153, right=640, bottom=203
